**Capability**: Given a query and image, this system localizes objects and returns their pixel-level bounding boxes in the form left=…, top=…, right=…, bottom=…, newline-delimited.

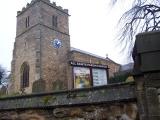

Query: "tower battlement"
left=17, top=0, right=68, bottom=16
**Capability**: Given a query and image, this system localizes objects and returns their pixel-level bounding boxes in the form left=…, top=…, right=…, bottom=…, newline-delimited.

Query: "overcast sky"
left=0, top=0, right=134, bottom=71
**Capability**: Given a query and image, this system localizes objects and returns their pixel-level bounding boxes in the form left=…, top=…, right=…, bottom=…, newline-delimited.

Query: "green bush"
left=108, top=72, right=130, bottom=84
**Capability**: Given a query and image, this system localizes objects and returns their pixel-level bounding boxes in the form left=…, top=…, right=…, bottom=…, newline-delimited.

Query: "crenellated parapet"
left=17, top=0, right=69, bottom=16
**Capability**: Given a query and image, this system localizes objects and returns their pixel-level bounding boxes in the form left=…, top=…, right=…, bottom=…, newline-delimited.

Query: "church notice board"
left=92, top=68, right=107, bottom=86
left=70, top=61, right=108, bottom=89
left=73, top=67, right=91, bottom=88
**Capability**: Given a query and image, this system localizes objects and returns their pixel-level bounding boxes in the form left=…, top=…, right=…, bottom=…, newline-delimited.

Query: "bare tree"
left=0, top=66, right=5, bottom=84
left=111, top=0, right=160, bottom=49
left=0, top=65, right=9, bottom=85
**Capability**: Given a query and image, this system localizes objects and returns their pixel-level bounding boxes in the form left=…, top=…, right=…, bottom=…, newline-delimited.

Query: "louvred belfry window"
left=52, top=15, right=58, bottom=27
left=25, top=16, right=30, bottom=28
left=20, top=62, right=29, bottom=88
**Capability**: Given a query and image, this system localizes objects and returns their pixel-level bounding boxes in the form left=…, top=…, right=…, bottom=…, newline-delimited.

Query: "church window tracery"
left=20, top=62, right=29, bottom=88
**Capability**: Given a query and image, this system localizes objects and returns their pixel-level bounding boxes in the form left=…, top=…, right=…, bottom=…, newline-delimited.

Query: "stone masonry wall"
left=0, top=103, right=138, bottom=120
left=70, top=51, right=120, bottom=77
left=67, top=51, right=120, bottom=89
left=12, top=26, right=41, bottom=94
left=0, top=82, right=137, bottom=120
left=11, top=1, right=42, bottom=94
left=40, top=26, right=70, bottom=92
left=39, top=1, right=70, bottom=91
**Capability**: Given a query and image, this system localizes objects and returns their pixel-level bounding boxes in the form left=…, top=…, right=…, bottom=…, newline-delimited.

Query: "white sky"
left=0, top=0, right=134, bottom=71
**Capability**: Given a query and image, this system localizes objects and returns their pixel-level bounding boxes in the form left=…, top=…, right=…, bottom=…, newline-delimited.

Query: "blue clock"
left=51, top=39, right=62, bottom=48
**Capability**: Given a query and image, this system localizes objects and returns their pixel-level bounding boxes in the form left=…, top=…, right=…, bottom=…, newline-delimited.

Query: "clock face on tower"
left=51, top=39, right=62, bottom=48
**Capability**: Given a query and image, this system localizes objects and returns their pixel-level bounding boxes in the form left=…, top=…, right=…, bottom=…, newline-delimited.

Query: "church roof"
left=70, top=47, right=119, bottom=65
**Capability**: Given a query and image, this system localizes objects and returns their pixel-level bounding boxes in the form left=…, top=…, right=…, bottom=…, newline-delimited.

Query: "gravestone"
left=32, top=80, right=46, bottom=93
left=52, top=80, right=65, bottom=91
left=0, top=85, right=7, bottom=96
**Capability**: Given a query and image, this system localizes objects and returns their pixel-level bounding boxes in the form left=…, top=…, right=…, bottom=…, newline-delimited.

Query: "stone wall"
left=39, top=0, right=70, bottom=92
left=70, top=50, right=120, bottom=77
left=0, top=82, right=137, bottom=120
left=133, top=32, right=160, bottom=120
left=11, top=0, right=43, bottom=93
left=67, top=49, right=120, bottom=90
left=0, top=103, right=138, bottom=120
left=12, top=26, right=40, bottom=93
left=158, top=88, right=160, bottom=104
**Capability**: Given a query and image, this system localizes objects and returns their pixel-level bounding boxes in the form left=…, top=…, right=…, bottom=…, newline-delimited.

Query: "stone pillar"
left=134, top=75, right=147, bottom=120
left=133, top=31, right=160, bottom=120
left=134, top=74, right=160, bottom=120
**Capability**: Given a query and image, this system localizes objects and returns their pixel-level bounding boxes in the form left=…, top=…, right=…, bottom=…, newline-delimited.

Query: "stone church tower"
left=11, top=0, right=70, bottom=93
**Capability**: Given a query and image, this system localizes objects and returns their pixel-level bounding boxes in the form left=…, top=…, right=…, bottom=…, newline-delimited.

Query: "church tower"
left=11, top=0, right=70, bottom=93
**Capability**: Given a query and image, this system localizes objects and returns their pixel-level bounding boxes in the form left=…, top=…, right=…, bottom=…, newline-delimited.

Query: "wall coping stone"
left=0, top=82, right=136, bottom=110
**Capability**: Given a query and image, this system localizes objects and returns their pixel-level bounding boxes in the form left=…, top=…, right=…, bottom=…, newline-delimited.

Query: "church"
left=10, top=0, right=120, bottom=94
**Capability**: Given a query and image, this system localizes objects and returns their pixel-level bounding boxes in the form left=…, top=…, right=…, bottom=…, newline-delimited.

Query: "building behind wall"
left=10, top=0, right=120, bottom=94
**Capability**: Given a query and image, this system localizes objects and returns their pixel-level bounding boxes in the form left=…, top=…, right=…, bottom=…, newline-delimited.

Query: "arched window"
left=20, top=62, right=29, bottom=88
